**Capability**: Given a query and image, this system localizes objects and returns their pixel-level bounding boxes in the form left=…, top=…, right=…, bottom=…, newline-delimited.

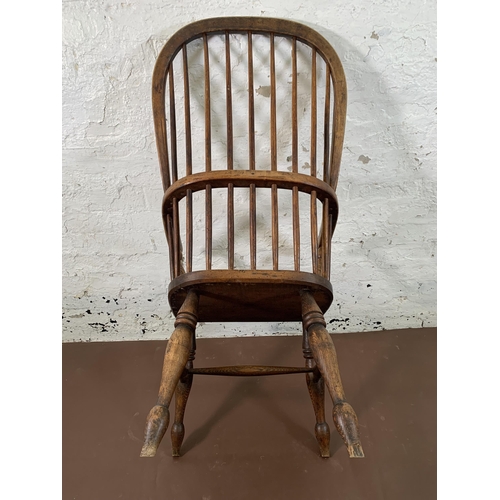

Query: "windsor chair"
left=140, top=17, right=364, bottom=460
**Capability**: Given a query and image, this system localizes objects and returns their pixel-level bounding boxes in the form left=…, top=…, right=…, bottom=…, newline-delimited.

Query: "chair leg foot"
left=333, top=401, right=364, bottom=458
left=140, top=405, right=170, bottom=457
left=301, top=290, right=365, bottom=459
left=171, top=424, right=184, bottom=457
left=314, top=422, right=331, bottom=458
left=140, top=291, right=198, bottom=458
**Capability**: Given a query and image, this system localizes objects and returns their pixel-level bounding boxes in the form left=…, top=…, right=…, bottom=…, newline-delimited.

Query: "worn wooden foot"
left=333, top=402, right=364, bottom=458
left=140, top=290, right=199, bottom=458
left=141, top=404, right=170, bottom=458
left=301, top=291, right=364, bottom=459
left=171, top=338, right=195, bottom=457
left=303, top=331, right=330, bottom=458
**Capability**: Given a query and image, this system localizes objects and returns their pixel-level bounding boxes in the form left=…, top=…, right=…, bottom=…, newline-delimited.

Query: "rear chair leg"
left=301, top=291, right=365, bottom=458
left=171, top=335, right=195, bottom=457
left=303, top=331, right=331, bottom=457
left=140, top=290, right=199, bottom=458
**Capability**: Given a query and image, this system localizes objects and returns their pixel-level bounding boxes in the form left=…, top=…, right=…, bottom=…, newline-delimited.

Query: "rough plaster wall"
left=62, top=0, right=437, bottom=342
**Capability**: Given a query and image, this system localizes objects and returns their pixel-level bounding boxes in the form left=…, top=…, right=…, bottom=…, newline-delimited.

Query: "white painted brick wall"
left=62, top=0, right=436, bottom=342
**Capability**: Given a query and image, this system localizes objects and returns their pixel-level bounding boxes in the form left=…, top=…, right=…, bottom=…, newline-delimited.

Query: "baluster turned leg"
left=301, top=291, right=364, bottom=458
left=140, top=290, right=199, bottom=457
left=302, top=330, right=331, bottom=457
left=171, top=334, right=196, bottom=456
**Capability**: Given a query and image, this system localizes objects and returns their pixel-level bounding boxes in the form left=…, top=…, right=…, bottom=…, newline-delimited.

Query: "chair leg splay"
left=301, top=291, right=365, bottom=458
left=141, top=289, right=363, bottom=459
left=140, top=291, right=199, bottom=458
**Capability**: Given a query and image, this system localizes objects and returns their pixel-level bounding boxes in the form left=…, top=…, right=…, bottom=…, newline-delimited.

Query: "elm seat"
left=140, top=16, right=365, bottom=462
left=169, top=270, right=333, bottom=322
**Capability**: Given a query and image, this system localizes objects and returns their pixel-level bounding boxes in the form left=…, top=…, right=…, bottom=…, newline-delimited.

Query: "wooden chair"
left=140, top=17, right=364, bottom=459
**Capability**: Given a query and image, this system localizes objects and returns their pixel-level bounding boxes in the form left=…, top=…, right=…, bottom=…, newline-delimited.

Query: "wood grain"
left=189, top=365, right=314, bottom=376
left=141, top=291, right=199, bottom=457
left=301, top=290, right=364, bottom=458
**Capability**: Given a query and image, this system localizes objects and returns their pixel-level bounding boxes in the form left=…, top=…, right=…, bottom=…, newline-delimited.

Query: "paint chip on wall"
left=256, top=86, right=271, bottom=97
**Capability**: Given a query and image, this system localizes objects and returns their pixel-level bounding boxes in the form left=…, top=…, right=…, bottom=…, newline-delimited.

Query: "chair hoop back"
left=152, top=18, right=347, bottom=315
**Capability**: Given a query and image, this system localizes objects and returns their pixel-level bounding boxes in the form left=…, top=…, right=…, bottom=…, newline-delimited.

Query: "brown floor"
left=62, top=328, right=436, bottom=500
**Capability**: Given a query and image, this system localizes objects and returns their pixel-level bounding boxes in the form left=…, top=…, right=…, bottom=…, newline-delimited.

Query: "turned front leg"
left=140, top=290, right=199, bottom=458
left=303, top=330, right=330, bottom=457
left=301, top=291, right=364, bottom=458
left=171, top=335, right=195, bottom=457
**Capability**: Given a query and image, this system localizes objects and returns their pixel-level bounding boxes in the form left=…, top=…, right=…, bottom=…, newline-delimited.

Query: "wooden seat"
left=169, top=269, right=333, bottom=322
left=141, top=17, right=365, bottom=460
